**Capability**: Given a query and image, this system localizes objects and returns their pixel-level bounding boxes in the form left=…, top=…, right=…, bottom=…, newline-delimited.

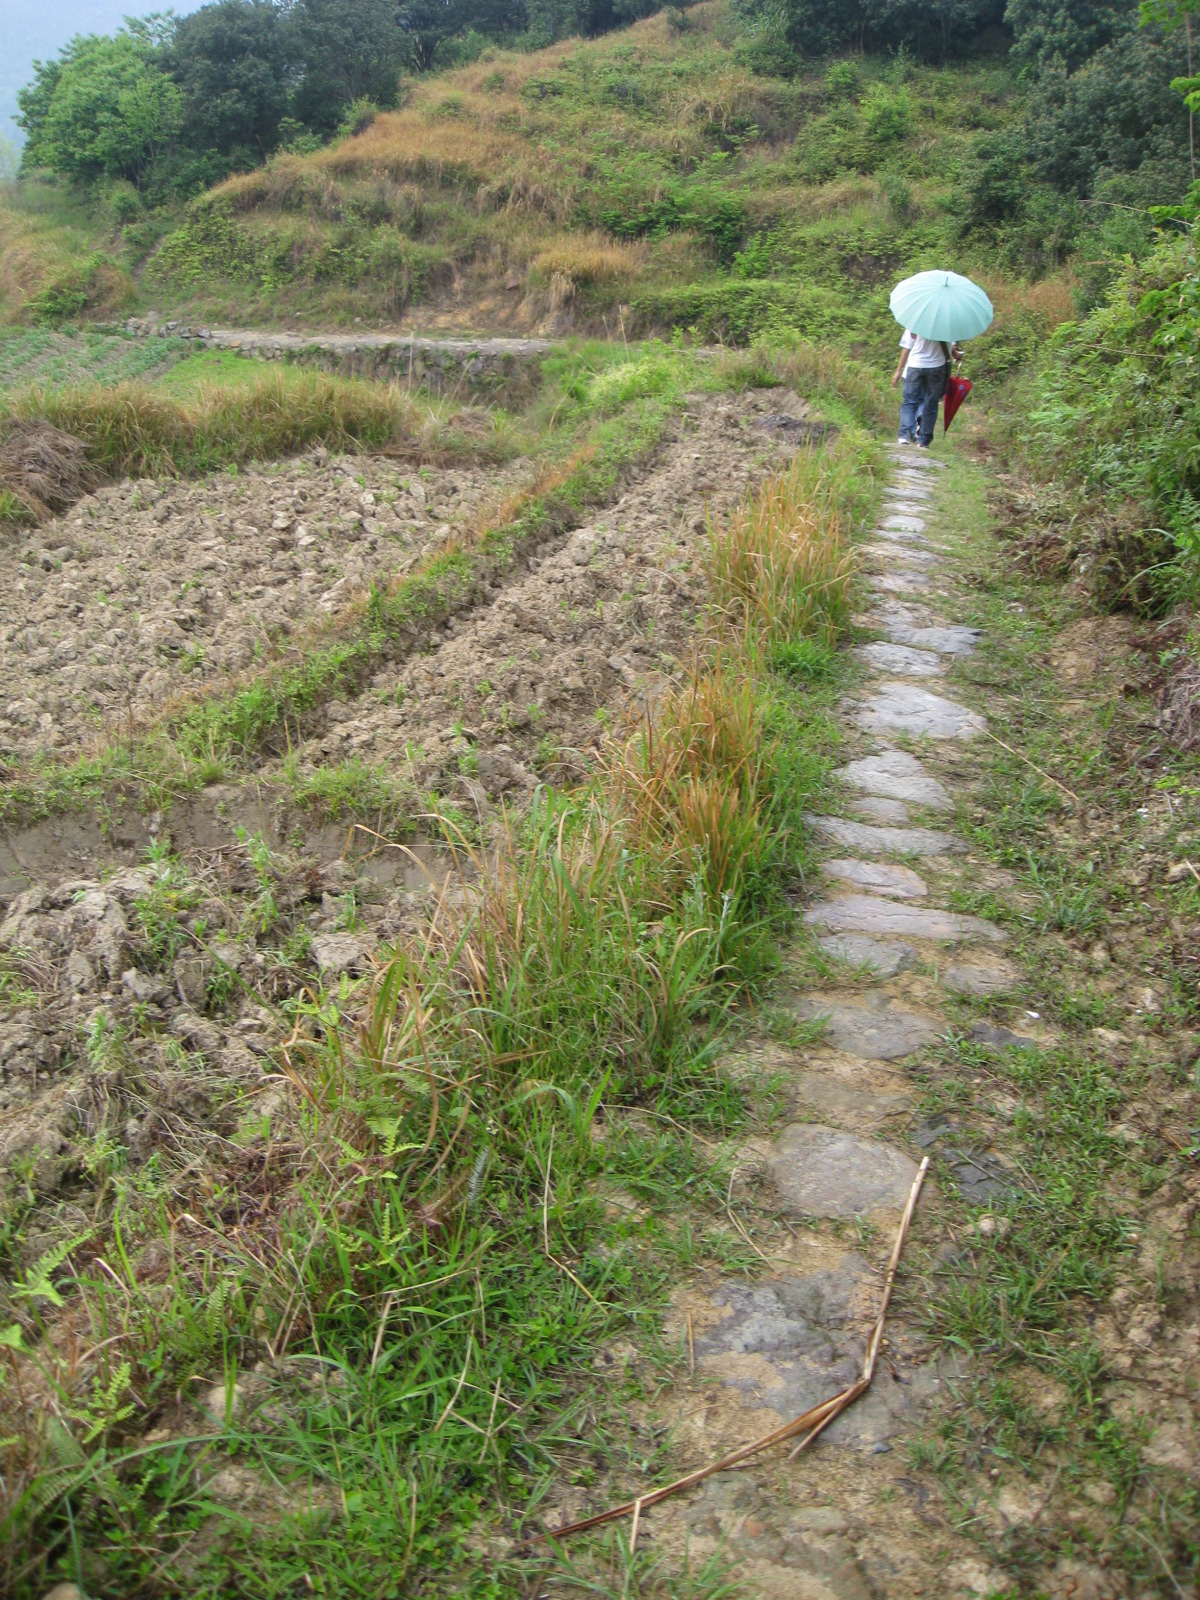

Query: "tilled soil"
left=0, top=451, right=534, bottom=762
left=282, top=391, right=810, bottom=798
left=0, top=387, right=807, bottom=1177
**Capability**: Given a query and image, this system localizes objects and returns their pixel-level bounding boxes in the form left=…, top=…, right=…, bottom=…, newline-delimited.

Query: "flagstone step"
left=791, top=993, right=942, bottom=1060
left=767, top=1124, right=922, bottom=1216
left=814, top=932, right=917, bottom=975
left=804, top=893, right=1005, bottom=944
left=823, top=859, right=928, bottom=898
left=855, top=682, right=985, bottom=739
left=854, top=642, right=946, bottom=678
left=806, top=816, right=963, bottom=856
left=836, top=749, right=953, bottom=810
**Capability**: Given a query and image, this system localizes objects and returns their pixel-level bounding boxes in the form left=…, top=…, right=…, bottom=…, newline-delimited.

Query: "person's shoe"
left=897, top=434, right=914, bottom=445
left=916, top=441, right=930, bottom=450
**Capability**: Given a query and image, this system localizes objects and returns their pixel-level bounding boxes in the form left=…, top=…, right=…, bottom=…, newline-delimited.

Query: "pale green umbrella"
left=889, top=270, right=993, bottom=341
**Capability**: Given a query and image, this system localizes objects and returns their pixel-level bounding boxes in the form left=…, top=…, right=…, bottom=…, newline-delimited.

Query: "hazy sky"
left=0, top=0, right=204, bottom=150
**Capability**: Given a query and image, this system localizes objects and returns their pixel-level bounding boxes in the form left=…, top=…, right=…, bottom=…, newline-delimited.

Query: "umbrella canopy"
left=890, top=270, right=993, bottom=342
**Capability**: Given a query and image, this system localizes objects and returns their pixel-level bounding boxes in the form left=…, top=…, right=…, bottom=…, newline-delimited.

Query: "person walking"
left=892, top=330, right=961, bottom=449
left=886, top=270, right=994, bottom=449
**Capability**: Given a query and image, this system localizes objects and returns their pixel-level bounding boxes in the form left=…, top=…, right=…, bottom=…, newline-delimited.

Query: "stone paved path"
left=638, top=444, right=1023, bottom=1598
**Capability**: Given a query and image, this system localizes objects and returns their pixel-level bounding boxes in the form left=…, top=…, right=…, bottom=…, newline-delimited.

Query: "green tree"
left=768, top=0, right=1004, bottom=60
left=1006, top=0, right=1138, bottom=74
left=1027, top=23, right=1192, bottom=194
left=167, top=0, right=297, bottom=163
left=18, top=33, right=182, bottom=191
left=1139, top=0, right=1199, bottom=183
left=285, top=0, right=409, bottom=128
left=397, top=0, right=525, bottom=68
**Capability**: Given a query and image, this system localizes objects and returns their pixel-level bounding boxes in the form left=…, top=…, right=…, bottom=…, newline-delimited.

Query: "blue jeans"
left=899, top=363, right=948, bottom=445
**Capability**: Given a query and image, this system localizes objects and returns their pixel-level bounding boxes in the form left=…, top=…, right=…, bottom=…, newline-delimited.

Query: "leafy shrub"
left=733, top=230, right=774, bottom=278
left=337, top=98, right=381, bottom=140
left=860, top=82, right=913, bottom=146
left=1027, top=229, right=1200, bottom=606
left=824, top=59, right=860, bottom=99
left=597, top=179, right=747, bottom=262
left=878, top=169, right=915, bottom=220
left=959, top=129, right=1028, bottom=231
left=731, top=0, right=800, bottom=76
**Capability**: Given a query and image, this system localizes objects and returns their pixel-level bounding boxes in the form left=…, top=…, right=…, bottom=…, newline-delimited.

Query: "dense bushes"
left=1027, top=223, right=1200, bottom=604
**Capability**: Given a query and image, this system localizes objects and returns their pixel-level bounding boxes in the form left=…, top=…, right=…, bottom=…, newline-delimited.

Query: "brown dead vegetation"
left=0, top=420, right=97, bottom=520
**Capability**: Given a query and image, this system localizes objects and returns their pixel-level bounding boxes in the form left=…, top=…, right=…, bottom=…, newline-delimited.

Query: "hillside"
left=150, top=5, right=1025, bottom=354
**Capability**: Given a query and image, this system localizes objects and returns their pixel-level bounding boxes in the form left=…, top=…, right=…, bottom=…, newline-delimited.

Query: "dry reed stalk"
left=542, top=1156, right=929, bottom=1543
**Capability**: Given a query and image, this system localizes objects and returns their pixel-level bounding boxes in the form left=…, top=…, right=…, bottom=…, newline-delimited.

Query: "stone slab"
left=793, top=994, right=941, bottom=1060
left=941, top=958, right=1019, bottom=996
left=860, top=544, right=939, bottom=566
left=871, top=531, right=933, bottom=551
left=874, top=603, right=980, bottom=655
left=868, top=571, right=933, bottom=595
left=823, top=859, right=927, bottom=898
left=855, top=682, right=985, bottom=739
left=837, top=750, right=953, bottom=810
left=691, top=1256, right=943, bottom=1445
left=881, top=514, right=927, bottom=533
left=912, top=1116, right=1018, bottom=1201
left=768, top=1123, right=921, bottom=1215
left=848, top=795, right=911, bottom=824
left=806, top=815, right=963, bottom=856
left=815, top=933, right=916, bottom=976
left=968, top=1022, right=1037, bottom=1050
left=855, top=642, right=945, bottom=679
left=885, top=621, right=981, bottom=655
left=885, top=483, right=934, bottom=500
left=796, top=1070, right=914, bottom=1126
left=804, top=894, right=1006, bottom=945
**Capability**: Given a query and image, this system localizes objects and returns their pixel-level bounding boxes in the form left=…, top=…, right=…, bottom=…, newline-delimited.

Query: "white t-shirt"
left=901, top=331, right=951, bottom=370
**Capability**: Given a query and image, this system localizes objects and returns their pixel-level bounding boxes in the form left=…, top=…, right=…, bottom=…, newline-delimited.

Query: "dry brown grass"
left=320, top=111, right=525, bottom=189
left=531, top=232, right=647, bottom=287
left=0, top=420, right=99, bottom=518
left=707, top=449, right=856, bottom=645
left=0, top=201, right=132, bottom=325
left=982, top=269, right=1078, bottom=330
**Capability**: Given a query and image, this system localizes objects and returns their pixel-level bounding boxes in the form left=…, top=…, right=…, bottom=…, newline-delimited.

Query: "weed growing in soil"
left=0, top=400, right=866, bottom=1595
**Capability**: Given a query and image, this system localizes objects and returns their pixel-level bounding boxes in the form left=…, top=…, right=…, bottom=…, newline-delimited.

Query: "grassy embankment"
left=145, top=4, right=1041, bottom=364
left=0, top=369, right=875, bottom=1599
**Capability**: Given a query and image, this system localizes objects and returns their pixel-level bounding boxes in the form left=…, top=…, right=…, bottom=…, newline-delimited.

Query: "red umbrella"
left=944, top=375, right=972, bottom=433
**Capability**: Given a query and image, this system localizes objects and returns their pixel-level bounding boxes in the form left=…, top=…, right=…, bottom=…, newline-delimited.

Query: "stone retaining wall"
left=119, top=320, right=554, bottom=395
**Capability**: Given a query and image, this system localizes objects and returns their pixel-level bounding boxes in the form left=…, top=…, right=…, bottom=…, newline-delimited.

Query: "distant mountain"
left=0, top=0, right=203, bottom=149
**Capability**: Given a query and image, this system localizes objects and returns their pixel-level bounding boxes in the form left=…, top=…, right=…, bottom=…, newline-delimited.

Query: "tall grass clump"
left=1, top=432, right=865, bottom=1597
left=707, top=446, right=857, bottom=646
left=0, top=370, right=418, bottom=500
